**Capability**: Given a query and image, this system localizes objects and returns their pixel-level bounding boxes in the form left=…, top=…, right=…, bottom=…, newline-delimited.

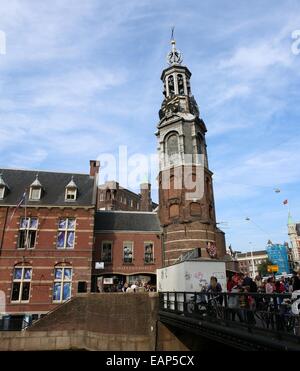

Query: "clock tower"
left=156, top=37, right=226, bottom=266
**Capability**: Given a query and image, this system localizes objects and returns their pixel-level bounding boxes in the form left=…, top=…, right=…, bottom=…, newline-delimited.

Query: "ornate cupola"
left=0, top=173, right=9, bottom=199
left=159, top=36, right=200, bottom=121
left=65, top=176, right=78, bottom=201
left=29, top=174, right=43, bottom=201
left=156, top=32, right=226, bottom=266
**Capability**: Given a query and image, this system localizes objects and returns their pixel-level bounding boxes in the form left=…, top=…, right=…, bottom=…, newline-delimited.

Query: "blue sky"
left=0, top=0, right=300, bottom=252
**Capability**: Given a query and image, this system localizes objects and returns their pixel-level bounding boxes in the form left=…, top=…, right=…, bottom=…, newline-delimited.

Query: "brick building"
left=236, top=250, right=268, bottom=278
left=92, top=211, right=162, bottom=291
left=0, top=161, right=99, bottom=329
left=288, top=213, right=300, bottom=268
left=97, top=181, right=158, bottom=212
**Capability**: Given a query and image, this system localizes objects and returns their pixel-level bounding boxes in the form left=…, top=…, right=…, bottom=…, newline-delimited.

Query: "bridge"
left=1, top=292, right=300, bottom=351
left=158, top=291, right=300, bottom=351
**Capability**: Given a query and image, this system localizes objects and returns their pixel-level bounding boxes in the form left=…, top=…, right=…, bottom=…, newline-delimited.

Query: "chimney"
left=140, top=183, right=152, bottom=211
left=90, top=160, right=100, bottom=177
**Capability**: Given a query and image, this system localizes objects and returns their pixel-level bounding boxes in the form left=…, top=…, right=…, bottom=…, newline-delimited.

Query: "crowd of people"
left=99, top=281, right=156, bottom=293
left=227, top=269, right=300, bottom=295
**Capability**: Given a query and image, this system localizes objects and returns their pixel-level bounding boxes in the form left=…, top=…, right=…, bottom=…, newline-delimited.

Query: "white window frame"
left=0, top=186, right=5, bottom=199
left=11, top=266, right=32, bottom=303
left=144, top=241, right=154, bottom=264
left=65, top=188, right=77, bottom=201
left=29, top=187, right=41, bottom=201
left=101, top=241, right=113, bottom=263
left=18, top=217, right=38, bottom=249
left=52, top=267, right=72, bottom=303
left=57, top=218, right=76, bottom=249
left=123, top=241, right=134, bottom=264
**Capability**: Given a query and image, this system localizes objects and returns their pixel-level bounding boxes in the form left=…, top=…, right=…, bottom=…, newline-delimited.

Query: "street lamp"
left=248, top=241, right=256, bottom=279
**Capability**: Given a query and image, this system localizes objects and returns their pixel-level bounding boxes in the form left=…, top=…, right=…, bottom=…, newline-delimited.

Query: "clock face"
left=161, top=96, right=180, bottom=114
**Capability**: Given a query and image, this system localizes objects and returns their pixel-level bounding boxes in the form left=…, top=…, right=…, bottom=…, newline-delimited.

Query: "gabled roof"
left=94, top=211, right=162, bottom=232
left=65, top=177, right=78, bottom=189
left=0, top=173, right=8, bottom=188
left=0, top=168, right=95, bottom=207
left=30, top=175, right=42, bottom=188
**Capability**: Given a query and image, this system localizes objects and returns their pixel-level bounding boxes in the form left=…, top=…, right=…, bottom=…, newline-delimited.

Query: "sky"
left=0, top=0, right=300, bottom=252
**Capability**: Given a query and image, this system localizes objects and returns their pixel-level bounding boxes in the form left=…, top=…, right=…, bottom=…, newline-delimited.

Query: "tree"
left=257, top=259, right=274, bottom=277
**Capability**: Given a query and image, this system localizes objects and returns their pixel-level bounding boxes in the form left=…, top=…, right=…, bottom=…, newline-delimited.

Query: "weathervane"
left=167, top=26, right=183, bottom=66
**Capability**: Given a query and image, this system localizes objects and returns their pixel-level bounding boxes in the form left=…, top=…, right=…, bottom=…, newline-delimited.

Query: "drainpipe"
left=0, top=207, right=9, bottom=256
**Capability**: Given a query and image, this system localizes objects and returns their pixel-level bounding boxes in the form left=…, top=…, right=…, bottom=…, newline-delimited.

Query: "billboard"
left=267, top=265, right=279, bottom=273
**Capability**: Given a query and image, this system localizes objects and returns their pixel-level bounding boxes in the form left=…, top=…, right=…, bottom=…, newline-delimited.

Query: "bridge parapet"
left=159, top=291, right=300, bottom=351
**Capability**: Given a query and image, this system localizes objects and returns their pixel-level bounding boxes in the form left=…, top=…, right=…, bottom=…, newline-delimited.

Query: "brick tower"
left=156, top=36, right=226, bottom=266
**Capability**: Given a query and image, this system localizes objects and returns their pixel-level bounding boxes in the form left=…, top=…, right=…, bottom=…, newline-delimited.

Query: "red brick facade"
left=97, top=181, right=157, bottom=212
left=0, top=206, right=95, bottom=317
left=92, top=231, right=162, bottom=289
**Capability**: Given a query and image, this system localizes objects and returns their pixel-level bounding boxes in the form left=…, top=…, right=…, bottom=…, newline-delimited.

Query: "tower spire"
left=167, top=27, right=183, bottom=66
left=288, top=211, right=294, bottom=225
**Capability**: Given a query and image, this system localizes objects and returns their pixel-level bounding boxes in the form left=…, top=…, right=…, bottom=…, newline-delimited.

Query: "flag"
left=9, top=190, right=27, bottom=222
left=283, top=199, right=288, bottom=205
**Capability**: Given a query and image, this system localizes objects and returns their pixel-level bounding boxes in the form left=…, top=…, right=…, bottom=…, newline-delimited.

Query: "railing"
left=159, top=291, right=300, bottom=341
left=0, top=317, right=31, bottom=331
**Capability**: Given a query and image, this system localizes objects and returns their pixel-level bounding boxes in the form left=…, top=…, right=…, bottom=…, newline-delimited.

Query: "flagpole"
left=24, top=189, right=28, bottom=249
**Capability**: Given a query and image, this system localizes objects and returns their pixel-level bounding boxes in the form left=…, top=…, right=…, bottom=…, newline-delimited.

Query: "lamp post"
left=249, top=241, right=256, bottom=279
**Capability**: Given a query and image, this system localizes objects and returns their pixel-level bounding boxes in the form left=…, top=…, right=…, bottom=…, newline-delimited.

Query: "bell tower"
left=156, top=35, right=226, bottom=266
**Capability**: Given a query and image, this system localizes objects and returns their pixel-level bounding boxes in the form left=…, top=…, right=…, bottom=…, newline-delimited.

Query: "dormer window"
left=0, top=173, right=9, bottom=200
left=29, top=174, right=42, bottom=201
left=65, top=176, right=77, bottom=201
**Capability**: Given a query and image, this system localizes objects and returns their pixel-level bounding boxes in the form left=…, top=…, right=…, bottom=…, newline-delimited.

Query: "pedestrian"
left=255, top=275, right=263, bottom=290
left=292, top=270, right=300, bottom=292
left=207, top=276, right=223, bottom=305
left=227, top=276, right=235, bottom=293
left=207, top=276, right=222, bottom=294
left=266, top=277, right=274, bottom=294
left=242, top=273, right=252, bottom=287
left=228, top=278, right=243, bottom=322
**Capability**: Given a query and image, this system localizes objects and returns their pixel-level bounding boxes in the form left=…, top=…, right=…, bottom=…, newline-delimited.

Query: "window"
left=57, top=218, right=76, bottom=249
left=167, top=134, right=179, bottom=157
left=65, top=177, right=78, bottom=201
left=177, top=74, right=184, bottom=95
left=144, top=242, right=154, bottom=263
left=53, top=267, right=72, bottom=302
left=65, top=188, right=77, bottom=201
left=11, top=267, right=32, bottom=303
left=130, top=200, right=134, bottom=208
left=99, top=193, right=105, bottom=201
left=0, top=186, right=5, bottom=199
left=168, top=75, right=175, bottom=96
left=18, top=217, right=38, bottom=249
left=169, top=204, right=179, bottom=218
left=101, top=241, right=112, bottom=263
left=123, top=242, right=133, bottom=263
left=77, top=281, right=87, bottom=293
left=29, top=187, right=41, bottom=200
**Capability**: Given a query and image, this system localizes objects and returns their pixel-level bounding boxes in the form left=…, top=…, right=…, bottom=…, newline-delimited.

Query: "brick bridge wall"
left=0, top=293, right=159, bottom=351
left=0, top=293, right=209, bottom=351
